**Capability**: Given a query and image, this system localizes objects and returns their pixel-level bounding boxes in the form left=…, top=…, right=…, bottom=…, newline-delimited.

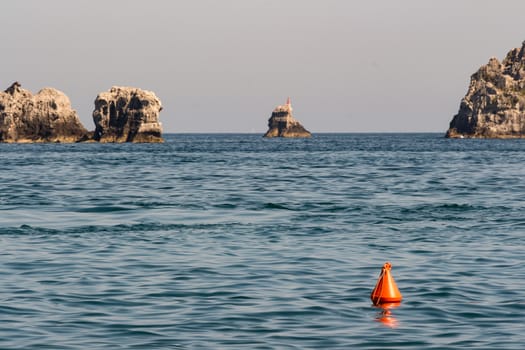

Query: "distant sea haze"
left=1, top=134, right=524, bottom=349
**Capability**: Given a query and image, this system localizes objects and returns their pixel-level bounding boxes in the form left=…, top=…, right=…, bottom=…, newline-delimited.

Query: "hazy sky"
left=1, top=0, right=525, bottom=133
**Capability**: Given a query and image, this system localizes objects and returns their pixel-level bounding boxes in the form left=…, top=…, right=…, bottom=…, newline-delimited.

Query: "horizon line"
left=164, top=131, right=447, bottom=134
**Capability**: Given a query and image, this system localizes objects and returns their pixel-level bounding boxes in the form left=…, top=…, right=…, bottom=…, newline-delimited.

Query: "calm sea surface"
left=1, top=133, right=524, bottom=349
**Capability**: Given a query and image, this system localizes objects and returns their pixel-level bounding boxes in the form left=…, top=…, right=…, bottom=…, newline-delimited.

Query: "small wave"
left=0, top=224, right=61, bottom=235
left=400, top=203, right=478, bottom=214
left=263, top=202, right=293, bottom=210
left=214, top=203, right=238, bottom=209
left=398, top=203, right=514, bottom=218
left=74, top=206, right=136, bottom=213
left=0, top=222, right=252, bottom=236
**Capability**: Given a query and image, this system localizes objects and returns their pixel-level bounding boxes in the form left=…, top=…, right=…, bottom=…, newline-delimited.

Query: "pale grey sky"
left=1, top=0, right=524, bottom=133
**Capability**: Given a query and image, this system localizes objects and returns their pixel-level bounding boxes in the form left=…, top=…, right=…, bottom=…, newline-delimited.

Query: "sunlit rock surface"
left=264, top=98, right=311, bottom=138
left=0, top=82, right=88, bottom=143
left=447, top=41, right=525, bottom=138
left=93, top=86, right=164, bottom=143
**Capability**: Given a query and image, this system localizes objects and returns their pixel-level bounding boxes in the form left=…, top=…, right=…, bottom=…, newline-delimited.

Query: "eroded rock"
left=93, top=86, right=164, bottom=143
left=0, top=82, right=88, bottom=143
left=263, top=98, right=311, bottom=138
left=446, top=41, right=525, bottom=138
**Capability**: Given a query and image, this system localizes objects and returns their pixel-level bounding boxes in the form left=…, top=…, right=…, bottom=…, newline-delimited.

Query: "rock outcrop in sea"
left=446, top=41, right=525, bottom=138
left=93, top=86, right=164, bottom=143
left=263, top=97, right=311, bottom=138
left=0, top=82, right=88, bottom=143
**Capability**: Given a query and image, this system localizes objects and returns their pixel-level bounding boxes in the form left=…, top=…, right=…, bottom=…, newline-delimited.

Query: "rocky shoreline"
left=0, top=83, right=164, bottom=143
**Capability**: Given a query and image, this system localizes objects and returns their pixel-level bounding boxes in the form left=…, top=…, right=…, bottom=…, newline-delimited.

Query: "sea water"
left=0, top=133, right=524, bottom=349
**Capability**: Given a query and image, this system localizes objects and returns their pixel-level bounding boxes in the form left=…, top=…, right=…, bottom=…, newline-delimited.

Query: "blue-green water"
left=1, top=133, right=524, bottom=349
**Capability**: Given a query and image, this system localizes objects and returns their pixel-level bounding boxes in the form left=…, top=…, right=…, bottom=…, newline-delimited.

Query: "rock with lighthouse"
left=263, top=97, right=311, bottom=138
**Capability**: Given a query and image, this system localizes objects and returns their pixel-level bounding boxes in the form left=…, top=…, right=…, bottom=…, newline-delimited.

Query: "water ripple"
left=1, top=134, right=525, bottom=349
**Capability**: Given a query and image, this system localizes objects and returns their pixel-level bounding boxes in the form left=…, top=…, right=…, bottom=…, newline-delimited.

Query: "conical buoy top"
left=371, top=262, right=402, bottom=305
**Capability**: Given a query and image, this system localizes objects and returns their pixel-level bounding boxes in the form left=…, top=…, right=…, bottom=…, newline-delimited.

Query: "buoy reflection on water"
left=374, top=302, right=400, bottom=328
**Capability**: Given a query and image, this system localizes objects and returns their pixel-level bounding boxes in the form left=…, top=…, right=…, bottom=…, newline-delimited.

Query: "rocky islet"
left=0, top=82, right=88, bottom=143
left=447, top=41, right=525, bottom=138
left=263, top=97, right=311, bottom=138
left=0, top=83, right=164, bottom=143
left=93, top=86, right=164, bottom=143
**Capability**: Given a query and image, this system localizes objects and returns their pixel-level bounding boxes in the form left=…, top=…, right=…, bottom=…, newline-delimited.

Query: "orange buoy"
left=370, top=262, right=402, bottom=305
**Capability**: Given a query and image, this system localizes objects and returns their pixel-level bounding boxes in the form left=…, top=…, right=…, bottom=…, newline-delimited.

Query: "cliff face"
left=0, top=82, right=88, bottom=143
left=93, top=86, right=163, bottom=143
left=446, top=41, right=525, bottom=138
left=263, top=98, right=311, bottom=138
